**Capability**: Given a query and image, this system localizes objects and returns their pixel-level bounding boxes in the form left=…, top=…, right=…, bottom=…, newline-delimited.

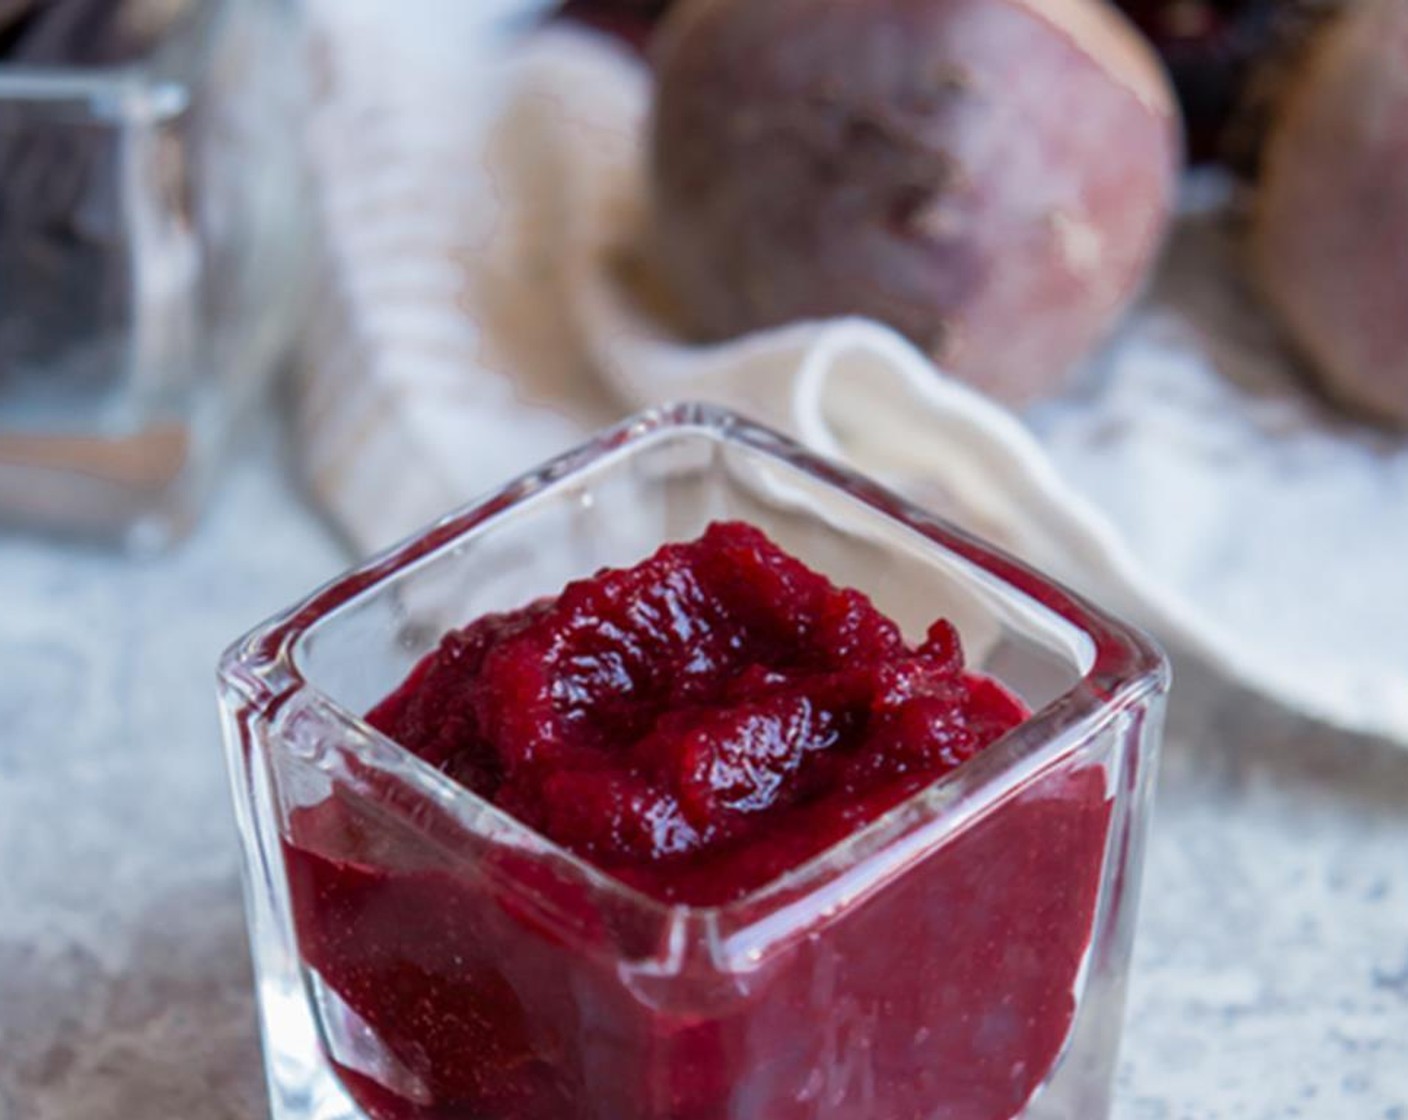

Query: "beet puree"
left=282, top=522, right=1113, bottom=1120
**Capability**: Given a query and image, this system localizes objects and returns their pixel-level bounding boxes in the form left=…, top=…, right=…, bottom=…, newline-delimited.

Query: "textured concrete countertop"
left=2, top=434, right=1406, bottom=1120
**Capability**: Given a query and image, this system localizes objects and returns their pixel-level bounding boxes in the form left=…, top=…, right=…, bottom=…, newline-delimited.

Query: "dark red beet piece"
left=366, top=520, right=1025, bottom=904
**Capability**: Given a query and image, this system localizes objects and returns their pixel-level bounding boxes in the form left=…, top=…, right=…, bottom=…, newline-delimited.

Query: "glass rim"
left=219, top=401, right=1169, bottom=958
left=0, top=0, right=230, bottom=114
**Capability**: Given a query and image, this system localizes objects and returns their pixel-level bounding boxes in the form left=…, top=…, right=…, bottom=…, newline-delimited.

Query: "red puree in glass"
left=283, top=522, right=1113, bottom=1120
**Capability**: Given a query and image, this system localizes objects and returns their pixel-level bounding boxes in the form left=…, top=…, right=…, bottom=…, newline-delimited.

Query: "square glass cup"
left=218, top=403, right=1168, bottom=1120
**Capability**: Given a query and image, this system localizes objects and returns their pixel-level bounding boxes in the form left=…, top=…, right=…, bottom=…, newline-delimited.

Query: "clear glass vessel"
left=218, top=403, right=1169, bottom=1120
left=0, top=0, right=306, bottom=548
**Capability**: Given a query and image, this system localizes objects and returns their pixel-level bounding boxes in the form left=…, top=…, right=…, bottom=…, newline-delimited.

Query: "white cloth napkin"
left=298, top=1, right=1408, bottom=745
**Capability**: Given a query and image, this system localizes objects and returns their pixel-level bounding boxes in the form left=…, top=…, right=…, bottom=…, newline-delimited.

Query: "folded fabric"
left=299, top=0, right=1408, bottom=746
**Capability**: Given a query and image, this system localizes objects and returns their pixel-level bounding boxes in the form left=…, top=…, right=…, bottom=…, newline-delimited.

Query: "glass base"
left=248, top=888, right=365, bottom=1120
left=256, top=977, right=1127, bottom=1120
left=0, top=425, right=199, bottom=551
left=249, top=820, right=1135, bottom=1120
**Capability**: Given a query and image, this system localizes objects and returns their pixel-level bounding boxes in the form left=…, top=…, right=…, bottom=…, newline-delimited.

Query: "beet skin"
left=649, top=0, right=1181, bottom=406
left=1251, top=0, right=1408, bottom=426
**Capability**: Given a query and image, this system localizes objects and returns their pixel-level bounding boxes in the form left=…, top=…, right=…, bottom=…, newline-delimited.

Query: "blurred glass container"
left=0, top=0, right=307, bottom=549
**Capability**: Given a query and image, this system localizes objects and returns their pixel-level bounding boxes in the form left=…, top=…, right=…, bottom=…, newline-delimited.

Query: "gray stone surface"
left=0, top=434, right=346, bottom=1120
left=2, top=432, right=1406, bottom=1119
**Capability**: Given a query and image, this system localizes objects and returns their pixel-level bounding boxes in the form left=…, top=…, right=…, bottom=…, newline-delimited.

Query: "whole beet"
left=1250, top=0, right=1408, bottom=426
left=649, top=0, right=1181, bottom=406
